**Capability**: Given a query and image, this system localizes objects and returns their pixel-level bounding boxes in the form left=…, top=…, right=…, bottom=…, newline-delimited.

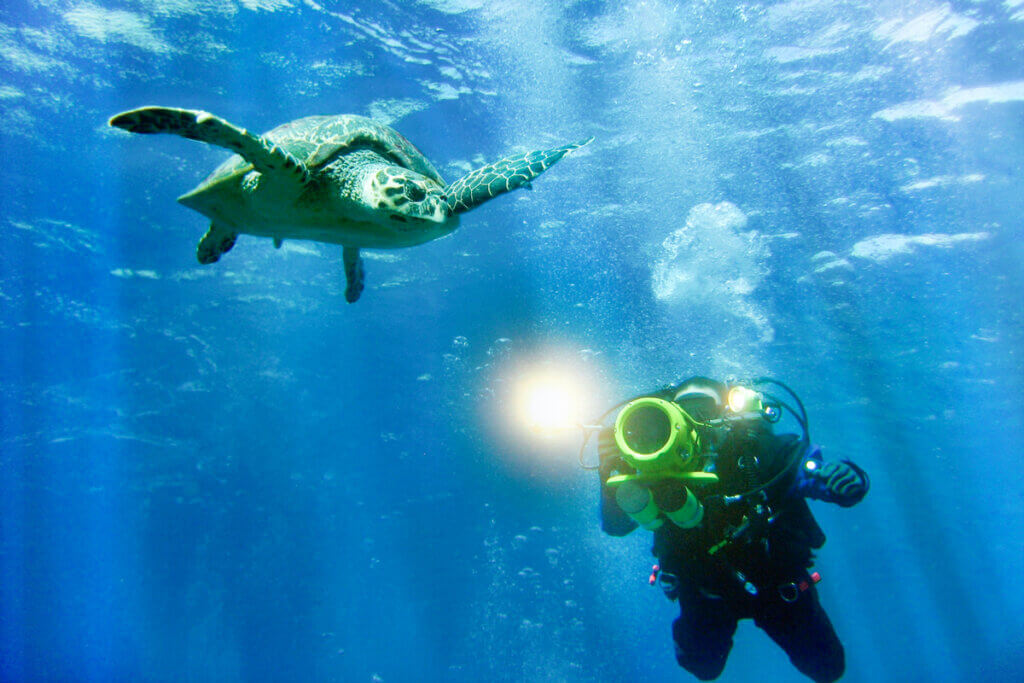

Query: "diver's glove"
left=807, top=459, right=869, bottom=507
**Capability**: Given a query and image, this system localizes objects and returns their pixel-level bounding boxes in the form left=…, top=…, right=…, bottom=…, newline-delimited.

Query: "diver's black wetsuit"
left=600, top=387, right=867, bottom=683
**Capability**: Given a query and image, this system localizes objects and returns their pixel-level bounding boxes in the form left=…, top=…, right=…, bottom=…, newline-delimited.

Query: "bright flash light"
left=520, top=377, right=579, bottom=432
left=516, top=373, right=583, bottom=433
left=727, top=386, right=758, bottom=413
left=496, top=348, right=606, bottom=456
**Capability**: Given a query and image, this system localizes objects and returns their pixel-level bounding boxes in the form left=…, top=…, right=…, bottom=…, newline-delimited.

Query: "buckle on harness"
left=649, top=564, right=681, bottom=599
left=778, top=571, right=822, bottom=603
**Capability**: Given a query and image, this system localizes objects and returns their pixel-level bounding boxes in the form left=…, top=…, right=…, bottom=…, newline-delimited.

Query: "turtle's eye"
left=407, top=185, right=426, bottom=202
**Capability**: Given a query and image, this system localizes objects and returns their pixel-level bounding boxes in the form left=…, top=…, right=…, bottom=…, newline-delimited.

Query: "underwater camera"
left=603, top=397, right=718, bottom=531
left=613, top=397, right=700, bottom=472
left=580, top=378, right=809, bottom=532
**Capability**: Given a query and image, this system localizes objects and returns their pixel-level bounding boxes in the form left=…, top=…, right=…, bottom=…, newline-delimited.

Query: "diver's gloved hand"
left=808, top=460, right=869, bottom=507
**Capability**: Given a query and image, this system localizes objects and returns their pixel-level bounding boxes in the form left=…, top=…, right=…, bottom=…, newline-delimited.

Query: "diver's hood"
left=671, top=376, right=728, bottom=422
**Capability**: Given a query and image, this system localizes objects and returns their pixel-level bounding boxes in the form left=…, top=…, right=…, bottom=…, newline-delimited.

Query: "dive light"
left=727, top=386, right=763, bottom=414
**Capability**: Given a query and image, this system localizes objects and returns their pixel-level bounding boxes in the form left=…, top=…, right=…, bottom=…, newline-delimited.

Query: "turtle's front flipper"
left=197, top=223, right=238, bottom=264
left=110, top=106, right=310, bottom=188
left=445, top=137, right=593, bottom=215
left=343, top=246, right=365, bottom=303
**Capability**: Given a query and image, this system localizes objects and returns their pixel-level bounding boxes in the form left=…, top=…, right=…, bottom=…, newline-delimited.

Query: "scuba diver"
left=590, top=376, right=868, bottom=682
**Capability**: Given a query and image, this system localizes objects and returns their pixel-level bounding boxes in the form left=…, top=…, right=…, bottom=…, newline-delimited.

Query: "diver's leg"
left=672, top=587, right=739, bottom=681
left=754, top=583, right=845, bottom=683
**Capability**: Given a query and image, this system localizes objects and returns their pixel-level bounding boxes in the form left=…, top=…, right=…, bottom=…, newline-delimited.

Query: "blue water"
left=2, top=1, right=1023, bottom=681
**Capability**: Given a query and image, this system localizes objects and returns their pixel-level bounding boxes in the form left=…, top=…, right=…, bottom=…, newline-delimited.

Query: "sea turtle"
left=109, top=106, right=591, bottom=302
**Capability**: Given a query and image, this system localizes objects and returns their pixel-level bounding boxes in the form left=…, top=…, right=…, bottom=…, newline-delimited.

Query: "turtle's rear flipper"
left=110, top=106, right=310, bottom=188
left=445, top=137, right=593, bottom=215
left=197, top=223, right=237, bottom=265
left=343, top=246, right=365, bottom=303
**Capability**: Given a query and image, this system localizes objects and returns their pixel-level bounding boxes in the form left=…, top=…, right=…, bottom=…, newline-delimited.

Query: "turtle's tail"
left=444, top=137, right=593, bottom=215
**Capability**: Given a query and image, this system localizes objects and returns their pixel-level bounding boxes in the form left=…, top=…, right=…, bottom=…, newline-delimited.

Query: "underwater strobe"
left=605, top=398, right=718, bottom=531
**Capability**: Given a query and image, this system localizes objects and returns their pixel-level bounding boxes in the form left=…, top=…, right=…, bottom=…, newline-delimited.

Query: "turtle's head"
left=365, top=166, right=451, bottom=229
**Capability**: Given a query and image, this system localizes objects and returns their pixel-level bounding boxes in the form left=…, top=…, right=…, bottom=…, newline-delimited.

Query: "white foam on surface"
left=812, top=257, right=854, bottom=274
left=849, top=65, right=894, bottom=82
left=366, top=98, right=429, bottom=124
left=851, top=232, right=990, bottom=262
left=279, top=242, right=322, bottom=257
left=764, top=0, right=832, bottom=27
left=111, top=268, right=161, bottom=280
left=170, top=270, right=216, bottom=281
left=764, top=46, right=844, bottom=63
left=900, top=174, right=985, bottom=192
left=135, top=0, right=237, bottom=17
left=304, top=2, right=474, bottom=92
left=415, top=0, right=486, bottom=13
left=874, top=5, right=980, bottom=48
left=239, top=0, right=294, bottom=11
left=363, top=252, right=405, bottom=263
left=796, top=151, right=832, bottom=168
left=10, top=218, right=101, bottom=254
left=945, top=82, right=1024, bottom=107
left=874, top=99, right=957, bottom=122
left=826, top=136, right=868, bottom=147
left=420, top=80, right=473, bottom=101
left=561, top=51, right=597, bottom=66
left=63, top=4, right=173, bottom=53
left=874, top=81, right=1024, bottom=122
left=0, top=24, right=67, bottom=72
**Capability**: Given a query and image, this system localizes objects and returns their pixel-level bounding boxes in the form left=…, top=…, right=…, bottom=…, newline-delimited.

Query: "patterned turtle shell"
left=191, top=114, right=446, bottom=193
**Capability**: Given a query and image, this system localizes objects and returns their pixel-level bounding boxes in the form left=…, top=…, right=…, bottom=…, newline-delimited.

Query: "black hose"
left=577, top=398, right=633, bottom=469
left=713, top=378, right=812, bottom=501
left=752, top=377, right=810, bottom=443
